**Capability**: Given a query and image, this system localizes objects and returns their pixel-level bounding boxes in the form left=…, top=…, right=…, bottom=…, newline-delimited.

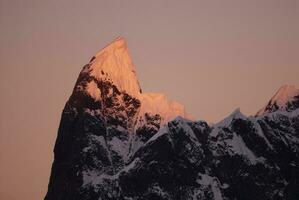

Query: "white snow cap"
left=257, top=85, right=299, bottom=116
left=90, top=37, right=141, bottom=97
left=86, top=80, right=102, bottom=101
left=215, top=108, right=246, bottom=127
left=87, top=37, right=191, bottom=123
left=138, top=93, right=189, bottom=124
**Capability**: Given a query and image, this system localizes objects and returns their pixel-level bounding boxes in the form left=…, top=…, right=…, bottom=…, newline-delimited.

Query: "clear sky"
left=0, top=0, right=298, bottom=199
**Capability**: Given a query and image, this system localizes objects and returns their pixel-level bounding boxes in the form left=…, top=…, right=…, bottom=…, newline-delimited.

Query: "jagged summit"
left=256, top=85, right=299, bottom=116
left=46, top=39, right=299, bottom=200
left=89, top=37, right=142, bottom=97
left=95, top=36, right=128, bottom=57
left=82, top=37, right=189, bottom=123
left=138, top=93, right=188, bottom=124
left=270, top=85, right=298, bottom=105
left=215, top=108, right=246, bottom=127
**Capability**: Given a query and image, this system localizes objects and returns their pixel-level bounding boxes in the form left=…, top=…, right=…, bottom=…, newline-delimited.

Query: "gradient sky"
left=0, top=0, right=298, bottom=199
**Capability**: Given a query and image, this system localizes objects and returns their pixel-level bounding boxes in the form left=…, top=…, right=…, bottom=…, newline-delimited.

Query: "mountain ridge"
left=256, top=84, right=299, bottom=116
left=45, top=38, right=299, bottom=200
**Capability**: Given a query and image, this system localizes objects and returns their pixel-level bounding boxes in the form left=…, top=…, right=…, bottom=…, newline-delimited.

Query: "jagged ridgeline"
left=45, top=37, right=299, bottom=200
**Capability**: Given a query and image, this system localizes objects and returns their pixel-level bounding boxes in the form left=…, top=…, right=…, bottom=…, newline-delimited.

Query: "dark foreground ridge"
left=45, top=38, right=299, bottom=200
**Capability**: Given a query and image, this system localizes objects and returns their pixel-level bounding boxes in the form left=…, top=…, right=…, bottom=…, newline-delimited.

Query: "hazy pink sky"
left=0, top=0, right=298, bottom=199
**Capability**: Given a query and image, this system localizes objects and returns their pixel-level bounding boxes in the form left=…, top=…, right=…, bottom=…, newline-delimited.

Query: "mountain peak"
left=256, top=85, right=299, bottom=116
left=216, top=108, right=246, bottom=127
left=95, top=36, right=127, bottom=57
left=138, top=93, right=188, bottom=124
left=270, top=85, right=298, bottom=105
left=230, top=108, right=246, bottom=118
left=89, top=37, right=141, bottom=97
left=82, top=38, right=189, bottom=125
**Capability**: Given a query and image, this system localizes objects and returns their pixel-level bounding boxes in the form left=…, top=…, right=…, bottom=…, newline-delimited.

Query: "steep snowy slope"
left=45, top=37, right=190, bottom=200
left=45, top=38, right=299, bottom=200
left=82, top=37, right=188, bottom=126
left=89, top=36, right=141, bottom=97
left=257, top=85, right=299, bottom=116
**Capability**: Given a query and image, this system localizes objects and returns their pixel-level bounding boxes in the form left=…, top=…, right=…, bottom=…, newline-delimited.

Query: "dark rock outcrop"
left=45, top=38, right=299, bottom=200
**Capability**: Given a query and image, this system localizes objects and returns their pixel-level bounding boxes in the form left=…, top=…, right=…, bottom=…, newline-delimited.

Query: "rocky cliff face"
left=45, top=38, right=299, bottom=200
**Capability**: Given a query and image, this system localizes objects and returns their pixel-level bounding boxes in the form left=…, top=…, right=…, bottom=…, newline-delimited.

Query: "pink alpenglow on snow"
left=90, top=37, right=142, bottom=97
left=86, top=37, right=190, bottom=124
left=256, top=85, right=299, bottom=116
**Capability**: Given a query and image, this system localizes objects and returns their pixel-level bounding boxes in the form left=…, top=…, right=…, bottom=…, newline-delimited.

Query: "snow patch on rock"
left=90, top=37, right=141, bottom=97
left=257, top=85, right=299, bottom=115
left=138, top=93, right=188, bottom=125
left=196, top=173, right=223, bottom=200
left=86, top=80, right=101, bottom=101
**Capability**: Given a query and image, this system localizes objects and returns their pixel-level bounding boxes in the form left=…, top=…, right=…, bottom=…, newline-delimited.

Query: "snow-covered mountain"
left=256, top=85, right=299, bottom=116
left=45, top=38, right=299, bottom=200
